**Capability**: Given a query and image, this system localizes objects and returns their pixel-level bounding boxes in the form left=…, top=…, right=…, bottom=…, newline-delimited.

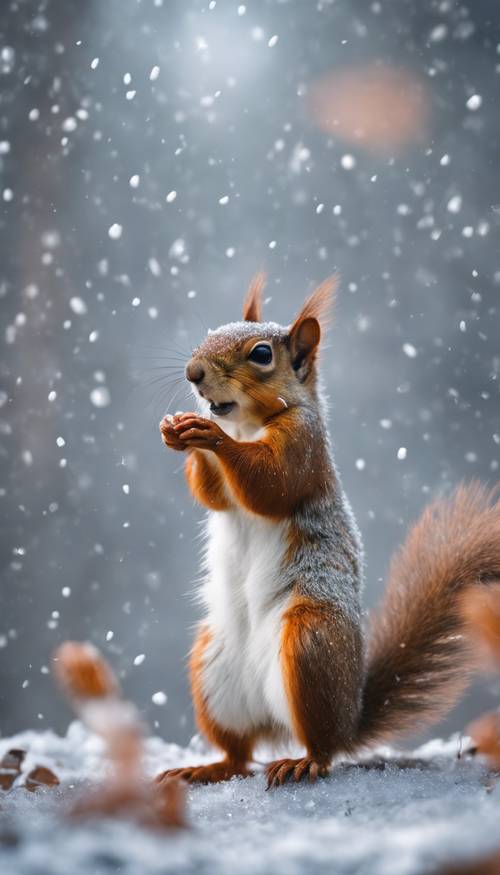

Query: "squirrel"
left=157, top=272, right=500, bottom=788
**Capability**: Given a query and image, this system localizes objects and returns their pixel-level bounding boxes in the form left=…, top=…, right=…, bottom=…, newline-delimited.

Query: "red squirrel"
left=157, top=273, right=500, bottom=788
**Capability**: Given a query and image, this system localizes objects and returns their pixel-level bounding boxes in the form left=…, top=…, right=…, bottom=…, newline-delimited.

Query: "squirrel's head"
left=185, top=273, right=337, bottom=425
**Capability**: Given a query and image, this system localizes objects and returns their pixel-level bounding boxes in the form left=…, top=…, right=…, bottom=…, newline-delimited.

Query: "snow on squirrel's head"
left=185, top=272, right=337, bottom=424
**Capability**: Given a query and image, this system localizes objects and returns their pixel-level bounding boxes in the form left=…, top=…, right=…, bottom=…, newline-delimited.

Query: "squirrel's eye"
left=248, top=343, right=273, bottom=365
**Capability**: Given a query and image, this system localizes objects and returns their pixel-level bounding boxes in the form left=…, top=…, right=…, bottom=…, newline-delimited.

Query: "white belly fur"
left=199, top=508, right=294, bottom=735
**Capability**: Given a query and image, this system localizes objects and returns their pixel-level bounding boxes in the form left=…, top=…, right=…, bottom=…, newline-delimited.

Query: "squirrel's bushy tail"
left=357, top=483, right=500, bottom=747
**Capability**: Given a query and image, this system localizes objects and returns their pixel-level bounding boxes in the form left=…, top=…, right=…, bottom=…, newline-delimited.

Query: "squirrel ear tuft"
left=291, top=273, right=339, bottom=334
left=243, top=271, right=266, bottom=322
left=289, top=274, right=339, bottom=377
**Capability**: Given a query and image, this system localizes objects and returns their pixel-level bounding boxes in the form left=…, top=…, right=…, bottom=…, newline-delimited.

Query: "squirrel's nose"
left=186, top=361, right=205, bottom=385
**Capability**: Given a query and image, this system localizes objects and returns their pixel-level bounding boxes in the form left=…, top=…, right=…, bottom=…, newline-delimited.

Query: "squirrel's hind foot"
left=265, top=756, right=329, bottom=789
left=156, top=760, right=251, bottom=785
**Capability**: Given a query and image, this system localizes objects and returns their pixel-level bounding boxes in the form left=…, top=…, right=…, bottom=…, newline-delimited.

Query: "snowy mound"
left=0, top=724, right=499, bottom=875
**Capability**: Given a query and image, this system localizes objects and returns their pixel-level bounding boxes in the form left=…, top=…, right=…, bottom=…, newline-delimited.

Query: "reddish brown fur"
left=185, top=450, right=232, bottom=511
left=439, top=854, right=500, bottom=875
left=168, top=407, right=331, bottom=519
left=242, top=271, right=266, bottom=322
left=161, top=416, right=232, bottom=510
left=287, top=274, right=338, bottom=386
left=281, top=596, right=362, bottom=760
left=359, top=483, right=500, bottom=746
left=289, top=274, right=338, bottom=334
left=266, top=595, right=363, bottom=787
left=212, top=409, right=329, bottom=517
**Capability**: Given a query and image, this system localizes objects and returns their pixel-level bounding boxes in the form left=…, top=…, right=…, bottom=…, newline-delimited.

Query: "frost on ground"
left=0, top=724, right=499, bottom=875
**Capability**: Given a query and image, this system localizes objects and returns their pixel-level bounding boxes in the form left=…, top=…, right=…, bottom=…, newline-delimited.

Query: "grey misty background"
left=0, top=0, right=499, bottom=746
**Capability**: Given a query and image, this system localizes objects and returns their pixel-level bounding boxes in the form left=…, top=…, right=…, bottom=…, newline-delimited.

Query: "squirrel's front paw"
left=159, top=416, right=187, bottom=452
left=173, top=415, right=225, bottom=450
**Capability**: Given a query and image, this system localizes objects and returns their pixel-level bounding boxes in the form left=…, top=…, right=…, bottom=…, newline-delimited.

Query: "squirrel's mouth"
left=209, top=400, right=236, bottom=417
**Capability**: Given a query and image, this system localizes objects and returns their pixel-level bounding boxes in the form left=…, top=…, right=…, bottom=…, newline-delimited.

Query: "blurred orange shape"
left=462, top=587, right=500, bottom=667
left=440, top=853, right=500, bottom=875
left=467, top=711, right=500, bottom=769
left=52, top=640, right=187, bottom=830
left=308, top=64, right=429, bottom=153
left=53, top=641, right=119, bottom=700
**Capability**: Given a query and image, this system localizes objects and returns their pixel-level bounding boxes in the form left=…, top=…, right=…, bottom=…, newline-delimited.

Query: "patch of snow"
left=90, top=386, right=110, bottom=408
left=148, top=258, right=161, bottom=277
left=62, top=117, right=77, bottom=133
left=251, top=27, right=265, bottom=42
left=403, top=343, right=417, bottom=358
left=466, top=94, right=482, bottom=111
left=108, top=223, right=123, bottom=240
left=341, top=154, right=356, bottom=170
left=69, top=296, right=87, bottom=315
left=429, top=24, right=448, bottom=43
left=447, top=195, right=462, bottom=214
left=0, top=727, right=499, bottom=875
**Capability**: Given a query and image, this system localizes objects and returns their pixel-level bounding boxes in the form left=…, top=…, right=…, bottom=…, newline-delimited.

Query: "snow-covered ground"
left=0, top=724, right=498, bottom=875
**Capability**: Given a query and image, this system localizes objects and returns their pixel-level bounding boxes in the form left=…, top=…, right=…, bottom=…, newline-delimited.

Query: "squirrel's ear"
left=289, top=274, right=339, bottom=377
left=291, top=274, right=339, bottom=334
left=289, top=317, right=321, bottom=377
left=243, top=271, right=266, bottom=322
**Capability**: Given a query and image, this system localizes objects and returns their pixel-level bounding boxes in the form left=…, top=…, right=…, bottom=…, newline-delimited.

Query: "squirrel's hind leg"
left=266, top=595, right=363, bottom=789
left=155, top=625, right=255, bottom=785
